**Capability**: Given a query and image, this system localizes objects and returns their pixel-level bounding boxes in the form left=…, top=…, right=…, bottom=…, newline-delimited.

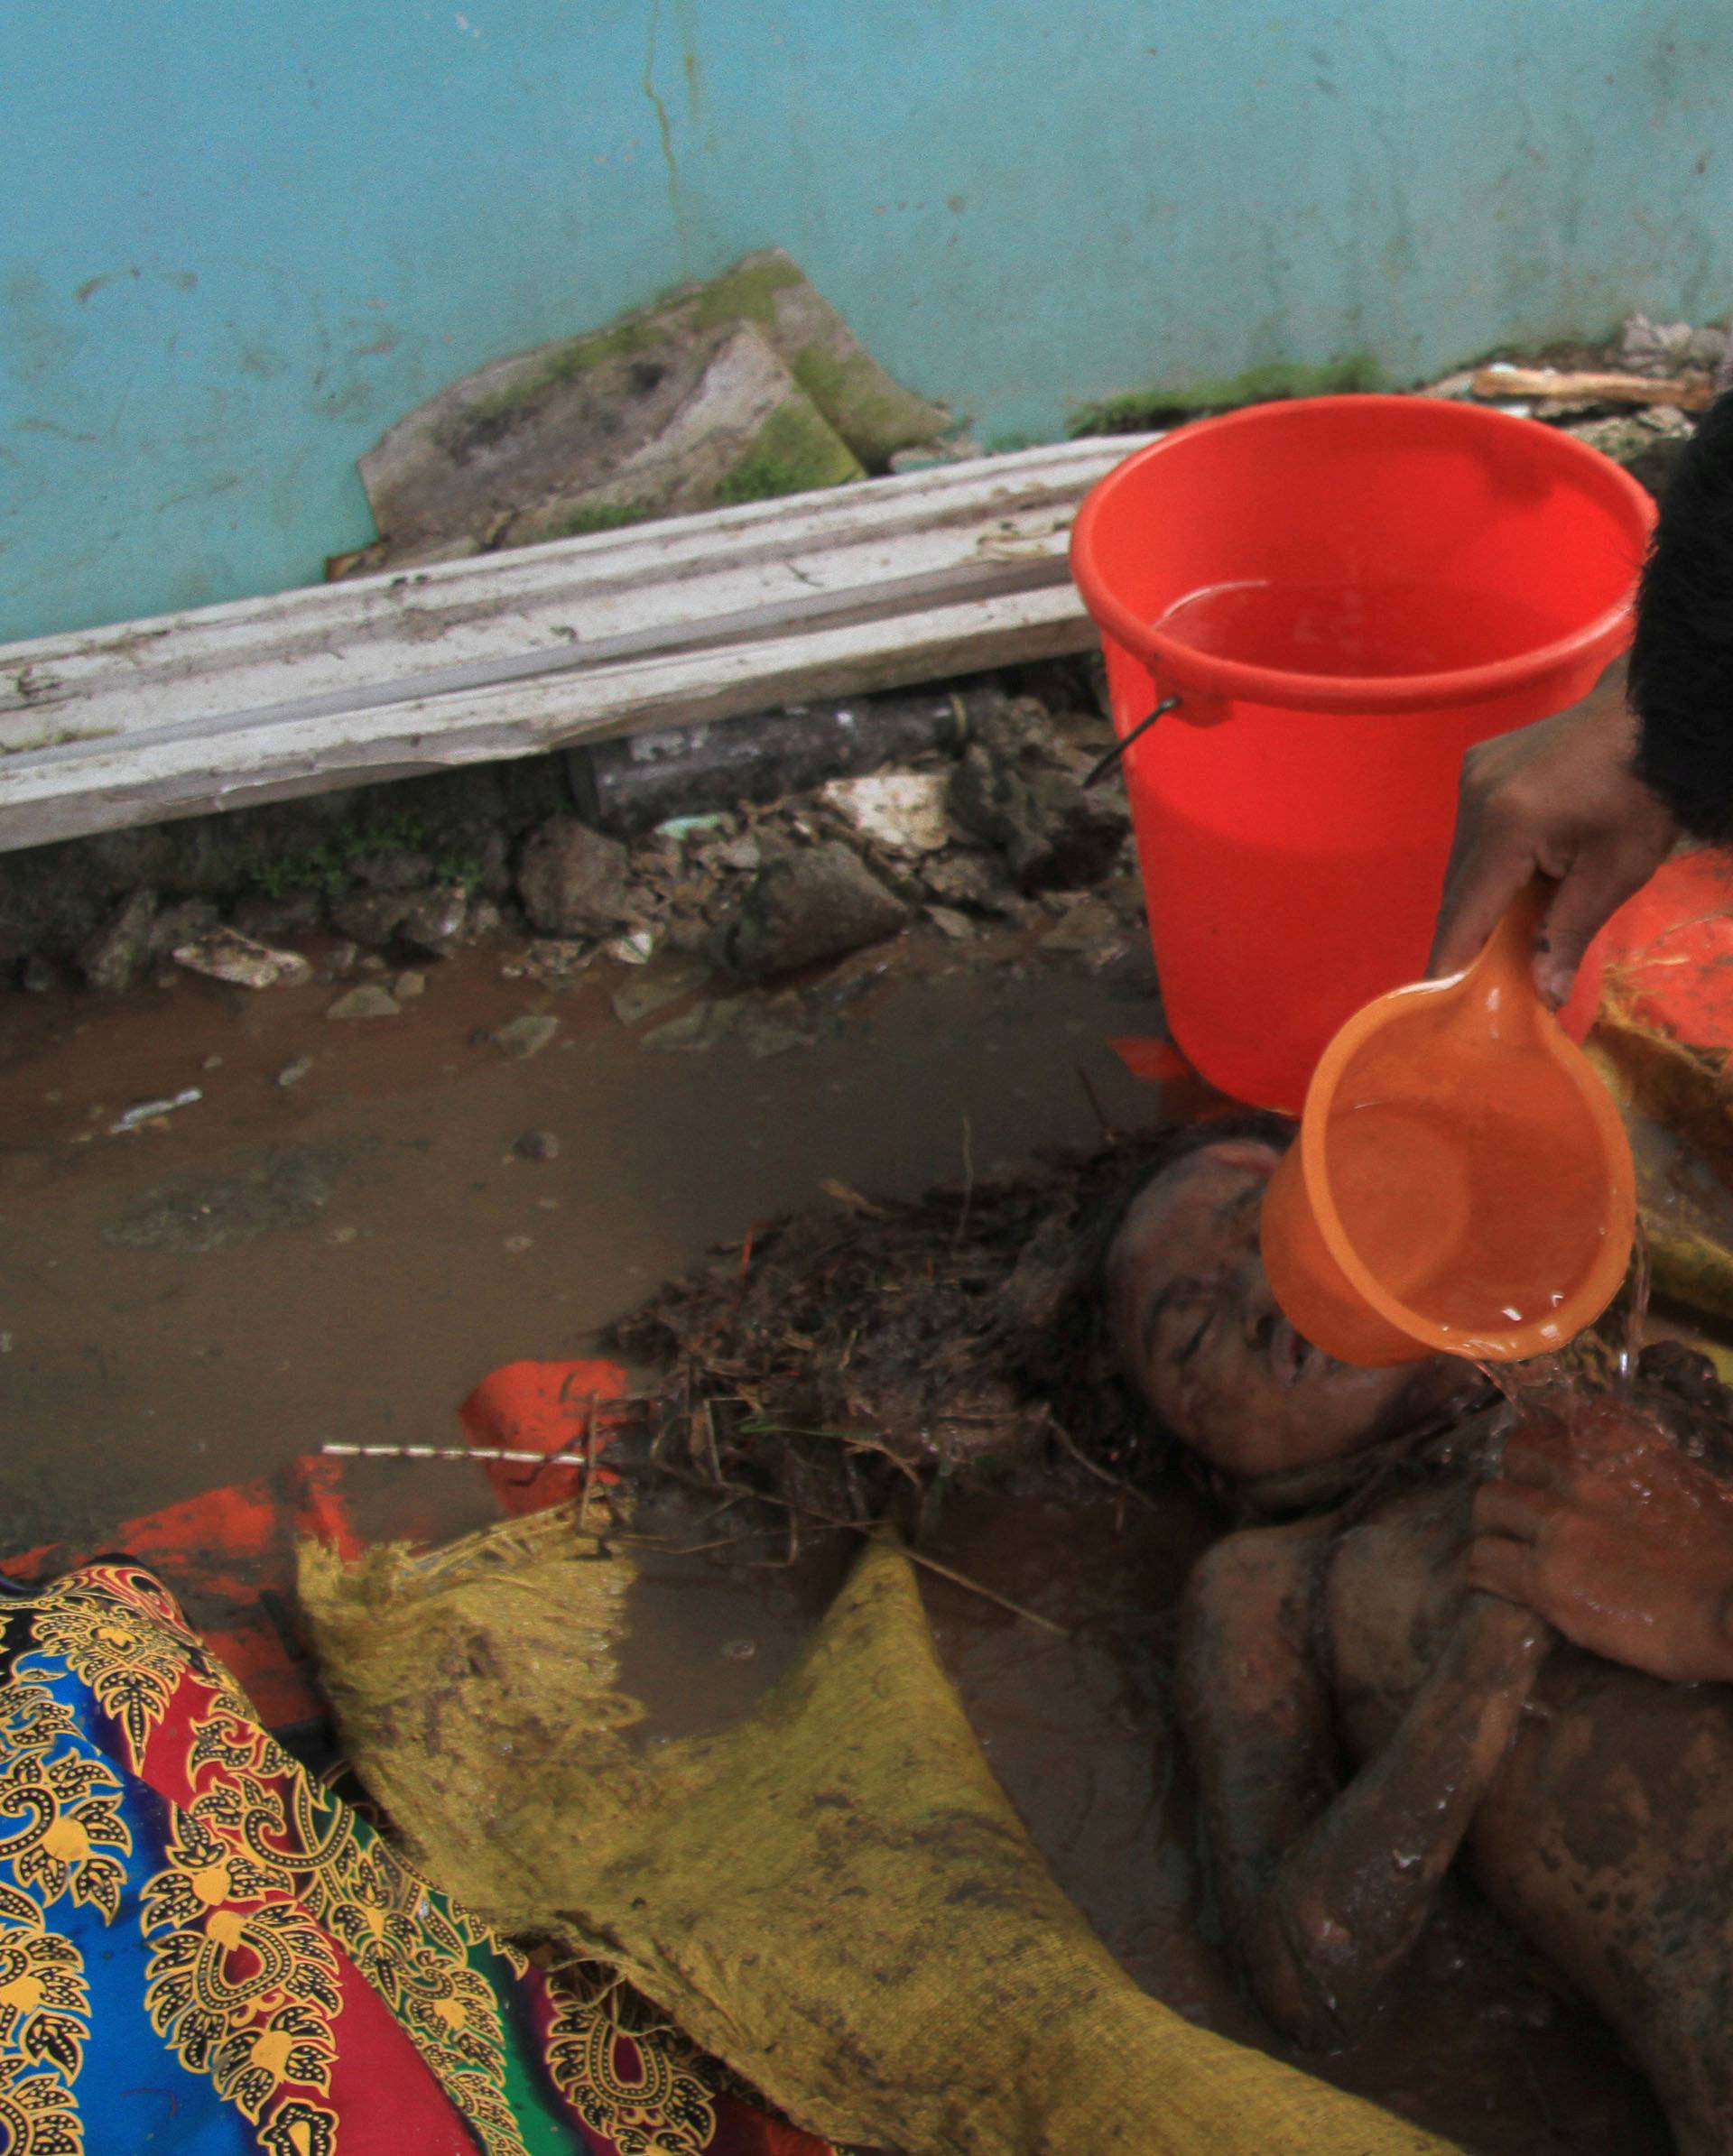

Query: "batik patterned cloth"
left=0, top=1559, right=827, bottom=2156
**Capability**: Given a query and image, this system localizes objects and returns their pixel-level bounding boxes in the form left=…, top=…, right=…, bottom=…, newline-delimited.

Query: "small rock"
left=174, top=928, right=314, bottom=991
left=605, top=928, right=658, bottom=966
left=351, top=847, right=434, bottom=892
left=392, top=970, right=427, bottom=1000
left=1688, top=324, right=1729, bottom=372
left=79, top=889, right=159, bottom=994
left=275, top=1056, right=314, bottom=1087
left=232, top=889, right=325, bottom=939
left=526, top=938, right=591, bottom=975
left=926, top=904, right=975, bottom=940
left=513, top=1129, right=561, bottom=1161
left=612, top=958, right=709, bottom=1026
left=357, top=953, right=389, bottom=976
left=714, top=842, right=911, bottom=982
left=820, top=771, right=952, bottom=856
left=399, top=883, right=468, bottom=957
left=921, top=850, right=1012, bottom=911
left=328, top=1225, right=359, bottom=1246
left=326, top=985, right=402, bottom=1020
left=1618, top=311, right=1696, bottom=375
left=324, top=939, right=361, bottom=980
left=330, top=889, right=413, bottom=948
left=463, top=896, right=505, bottom=943
left=662, top=915, right=716, bottom=959
left=737, top=1008, right=815, bottom=1059
left=718, top=836, right=763, bottom=873
left=516, top=816, right=633, bottom=938
left=641, top=1001, right=737, bottom=1052
left=496, top=1013, right=561, bottom=1060
left=18, top=955, right=54, bottom=994
left=503, top=1234, right=533, bottom=1254
left=1040, top=897, right=1126, bottom=972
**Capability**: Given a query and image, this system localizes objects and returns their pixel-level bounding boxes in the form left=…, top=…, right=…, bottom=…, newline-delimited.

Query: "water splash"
left=1470, top=1232, right=1655, bottom=1430
left=1613, top=1219, right=1654, bottom=1398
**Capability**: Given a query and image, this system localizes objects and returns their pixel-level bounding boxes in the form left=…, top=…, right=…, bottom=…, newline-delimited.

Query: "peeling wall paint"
left=3, top=0, right=1732, bottom=644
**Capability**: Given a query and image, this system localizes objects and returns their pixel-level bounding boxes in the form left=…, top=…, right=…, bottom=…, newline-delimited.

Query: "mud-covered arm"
left=1177, top=1522, right=1550, bottom=2048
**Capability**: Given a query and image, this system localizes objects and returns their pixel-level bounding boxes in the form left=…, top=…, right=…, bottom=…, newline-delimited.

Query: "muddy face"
left=1106, top=1138, right=1460, bottom=1478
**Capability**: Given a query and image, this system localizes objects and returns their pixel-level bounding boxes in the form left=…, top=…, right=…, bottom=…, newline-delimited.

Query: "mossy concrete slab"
left=350, top=251, right=947, bottom=574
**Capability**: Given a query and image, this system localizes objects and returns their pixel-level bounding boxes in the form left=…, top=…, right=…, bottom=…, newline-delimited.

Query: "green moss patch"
left=1068, top=353, right=1385, bottom=436
left=714, top=402, right=865, bottom=506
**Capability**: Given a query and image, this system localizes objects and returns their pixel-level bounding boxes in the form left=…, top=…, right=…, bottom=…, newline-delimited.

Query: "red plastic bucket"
left=1070, top=395, right=1656, bottom=1113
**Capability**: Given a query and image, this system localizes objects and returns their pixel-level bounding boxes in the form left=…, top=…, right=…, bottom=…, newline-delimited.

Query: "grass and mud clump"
left=607, top=1132, right=1188, bottom=1546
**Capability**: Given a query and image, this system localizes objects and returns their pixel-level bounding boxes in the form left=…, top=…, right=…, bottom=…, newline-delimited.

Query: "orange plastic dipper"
left=1260, top=883, right=1636, bottom=1367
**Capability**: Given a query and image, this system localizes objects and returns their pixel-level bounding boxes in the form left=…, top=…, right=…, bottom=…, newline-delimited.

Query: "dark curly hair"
left=1628, top=387, right=1733, bottom=838
left=1001, top=1110, right=1292, bottom=1477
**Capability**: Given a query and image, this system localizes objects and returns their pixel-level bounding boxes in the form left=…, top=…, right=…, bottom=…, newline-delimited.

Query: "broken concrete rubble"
left=399, top=884, right=470, bottom=958
left=611, top=957, right=709, bottom=1028
left=713, top=843, right=912, bottom=982
left=173, top=928, right=313, bottom=991
left=79, top=889, right=159, bottom=995
left=494, top=1013, right=561, bottom=1061
left=947, top=702, right=1130, bottom=893
left=1620, top=312, right=1728, bottom=378
left=4, top=655, right=1137, bottom=1036
left=326, top=985, right=401, bottom=1021
left=515, top=818, right=633, bottom=939
left=820, top=773, right=952, bottom=857
left=338, top=251, right=953, bottom=577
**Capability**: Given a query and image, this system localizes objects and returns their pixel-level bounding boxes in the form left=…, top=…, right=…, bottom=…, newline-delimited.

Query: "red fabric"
left=1107, top=1035, right=1192, bottom=1085
left=458, top=1357, right=629, bottom=1515
left=315, top=1952, right=487, bottom=2154
left=1595, top=850, right=1733, bottom=1050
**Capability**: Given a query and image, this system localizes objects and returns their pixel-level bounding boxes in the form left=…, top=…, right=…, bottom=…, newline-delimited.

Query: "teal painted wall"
left=5, top=0, right=1731, bottom=644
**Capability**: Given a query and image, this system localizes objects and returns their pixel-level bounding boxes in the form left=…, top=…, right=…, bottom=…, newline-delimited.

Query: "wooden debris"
left=0, top=437, right=1154, bottom=856
left=1470, top=366, right=1714, bottom=412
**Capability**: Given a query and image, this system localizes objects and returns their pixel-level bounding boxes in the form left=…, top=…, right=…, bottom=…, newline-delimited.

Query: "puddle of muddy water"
left=0, top=941, right=1159, bottom=1550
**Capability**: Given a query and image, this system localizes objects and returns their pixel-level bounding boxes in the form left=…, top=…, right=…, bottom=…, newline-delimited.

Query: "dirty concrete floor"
left=0, top=930, right=1668, bottom=2153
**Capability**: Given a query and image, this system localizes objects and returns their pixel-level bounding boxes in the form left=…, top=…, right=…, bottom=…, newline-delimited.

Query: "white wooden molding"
left=0, top=436, right=1154, bottom=853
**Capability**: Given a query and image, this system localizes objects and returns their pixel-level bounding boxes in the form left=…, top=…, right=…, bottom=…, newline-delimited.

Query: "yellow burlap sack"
left=1589, top=1010, right=1733, bottom=1365
left=300, top=1513, right=1456, bottom=2156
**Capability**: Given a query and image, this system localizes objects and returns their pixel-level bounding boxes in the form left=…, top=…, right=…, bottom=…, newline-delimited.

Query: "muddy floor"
left=0, top=924, right=1670, bottom=2153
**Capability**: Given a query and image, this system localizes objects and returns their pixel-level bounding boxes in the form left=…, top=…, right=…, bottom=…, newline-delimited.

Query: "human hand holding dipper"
left=1436, top=384, right=1733, bottom=1671
left=1432, top=383, right=1733, bottom=1008
left=1431, top=377, right=1732, bottom=1000
left=1429, top=654, right=1677, bottom=1008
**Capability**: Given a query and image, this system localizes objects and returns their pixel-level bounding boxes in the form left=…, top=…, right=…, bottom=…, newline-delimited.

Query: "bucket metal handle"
left=1084, top=695, right=1181, bottom=789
